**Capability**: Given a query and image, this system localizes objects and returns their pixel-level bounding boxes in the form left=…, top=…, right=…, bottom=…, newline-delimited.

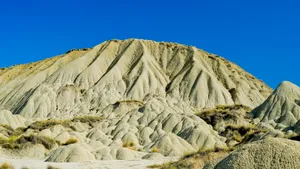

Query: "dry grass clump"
left=65, top=48, right=90, bottom=54
left=72, top=116, right=103, bottom=124
left=0, top=162, right=13, bottom=169
left=27, top=116, right=103, bottom=132
left=114, top=100, right=144, bottom=107
left=123, top=141, right=136, bottom=150
left=62, top=138, right=78, bottom=145
left=151, top=147, right=159, bottom=153
left=197, top=104, right=252, bottom=132
left=0, top=135, right=57, bottom=150
left=197, top=104, right=268, bottom=147
left=221, top=124, right=267, bottom=146
left=200, top=104, right=252, bottom=115
left=47, top=165, right=61, bottom=169
left=148, top=149, right=229, bottom=169
left=17, top=135, right=57, bottom=149
left=28, top=120, right=71, bottom=131
left=0, top=125, right=26, bottom=138
left=0, top=135, right=20, bottom=149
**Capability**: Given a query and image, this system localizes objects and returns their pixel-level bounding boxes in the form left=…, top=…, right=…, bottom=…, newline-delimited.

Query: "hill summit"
left=0, top=39, right=274, bottom=164
left=0, top=39, right=272, bottom=119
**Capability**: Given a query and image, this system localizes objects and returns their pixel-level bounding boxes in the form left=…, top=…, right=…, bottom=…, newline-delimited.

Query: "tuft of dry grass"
left=0, top=162, right=13, bottom=169
left=0, top=134, right=57, bottom=150
left=29, top=120, right=71, bottom=131
left=63, top=138, right=78, bottom=145
left=72, top=116, right=103, bottom=124
left=47, top=165, right=61, bottom=169
left=115, top=100, right=144, bottom=106
left=123, top=142, right=136, bottom=150
left=223, top=124, right=267, bottom=143
left=151, top=147, right=159, bottom=153
left=196, top=104, right=268, bottom=147
left=148, top=149, right=229, bottom=169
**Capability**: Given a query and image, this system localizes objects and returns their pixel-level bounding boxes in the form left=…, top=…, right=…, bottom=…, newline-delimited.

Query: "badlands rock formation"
left=213, top=137, right=300, bottom=169
left=252, top=81, right=300, bottom=129
left=0, top=39, right=274, bottom=164
left=0, top=39, right=271, bottom=119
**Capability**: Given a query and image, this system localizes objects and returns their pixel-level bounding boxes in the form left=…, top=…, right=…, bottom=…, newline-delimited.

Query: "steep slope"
left=252, top=81, right=300, bottom=128
left=0, top=39, right=272, bottom=120
left=0, top=39, right=273, bottom=160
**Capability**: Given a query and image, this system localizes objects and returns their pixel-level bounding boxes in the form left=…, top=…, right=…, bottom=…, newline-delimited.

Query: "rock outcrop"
left=0, top=39, right=274, bottom=161
left=214, top=138, right=300, bottom=169
left=0, top=39, right=271, bottom=120
left=252, top=81, right=300, bottom=129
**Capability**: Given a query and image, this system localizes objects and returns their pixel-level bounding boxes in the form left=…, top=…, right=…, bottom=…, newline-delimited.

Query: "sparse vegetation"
left=123, top=142, right=136, bottom=150
left=0, top=134, right=57, bottom=150
left=0, top=162, right=13, bottom=169
left=221, top=124, right=267, bottom=146
left=197, top=104, right=268, bottom=147
left=25, top=116, right=104, bottom=132
left=28, top=120, right=71, bottom=131
left=151, top=147, right=159, bottom=153
left=47, top=165, right=61, bottom=169
left=65, top=48, right=90, bottom=54
left=148, top=149, right=229, bottom=169
left=115, top=100, right=144, bottom=106
left=63, top=138, right=78, bottom=145
left=197, top=104, right=252, bottom=132
left=0, top=125, right=26, bottom=138
left=72, top=116, right=103, bottom=124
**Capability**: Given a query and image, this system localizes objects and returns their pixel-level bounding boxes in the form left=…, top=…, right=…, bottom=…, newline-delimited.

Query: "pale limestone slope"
left=0, top=39, right=273, bottom=160
left=0, top=39, right=271, bottom=120
left=214, top=138, right=300, bottom=169
left=252, top=81, right=300, bottom=128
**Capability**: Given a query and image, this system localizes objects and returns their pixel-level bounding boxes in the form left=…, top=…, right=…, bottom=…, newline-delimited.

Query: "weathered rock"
left=46, top=144, right=95, bottom=162
left=215, top=138, right=300, bottom=169
left=252, top=81, right=300, bottom=128
left=142, top=153, right=164, bottom=160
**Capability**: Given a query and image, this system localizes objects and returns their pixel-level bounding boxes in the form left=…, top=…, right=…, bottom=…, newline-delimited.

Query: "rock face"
left=0, top=39, right=271, bottom=120
left=46, top=144, right=95, bottom=162
left=252, top=81, right=300, bottom=129
left=0, top=110, right=26, bottom=129
left=0, top=39, right=273, bottom=161
left=214, top=138, right=300, bottom=169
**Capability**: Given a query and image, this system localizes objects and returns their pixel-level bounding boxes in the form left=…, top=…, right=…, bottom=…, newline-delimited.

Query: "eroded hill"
left=0, top=39, right=274, bottom=164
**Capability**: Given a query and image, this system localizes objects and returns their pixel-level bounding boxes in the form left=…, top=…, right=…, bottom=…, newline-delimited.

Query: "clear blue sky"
left=0, top=0, right=299, bottom=88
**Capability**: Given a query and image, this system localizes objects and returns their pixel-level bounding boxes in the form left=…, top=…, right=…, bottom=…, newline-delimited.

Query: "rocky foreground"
left=0, top=39, right=299, bottom=169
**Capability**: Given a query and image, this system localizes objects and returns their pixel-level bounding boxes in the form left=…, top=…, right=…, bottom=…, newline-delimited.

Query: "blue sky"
left=0, top=0, right=299, bottom=88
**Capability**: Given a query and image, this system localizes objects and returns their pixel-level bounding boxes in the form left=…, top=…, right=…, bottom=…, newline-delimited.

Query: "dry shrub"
left=0, top=162, right=13, bottom=169
left=0, top=135, right=57, bottom=150
left=63, top=138, right=78, bottom=145
left=72, top=116, right=103, bottom=124
left=16, top=135, right=57, bottom=149
left=151, top=147, right=159, bottom=153
left=149, top=149, right=228, bottom=169
left=29, top=120, right=71, bottom=131
left=47, top=165, right=61, bottom=169
left=122, top=142, right=136, bottom=150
